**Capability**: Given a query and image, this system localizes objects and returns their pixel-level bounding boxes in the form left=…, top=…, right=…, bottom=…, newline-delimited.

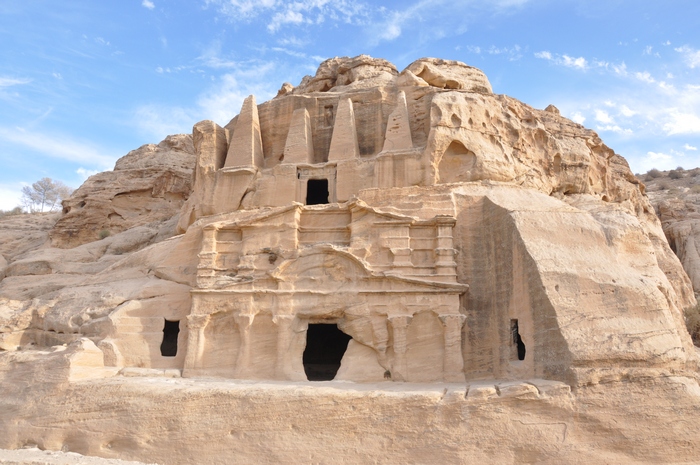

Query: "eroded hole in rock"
left=303, top=323, right=351, bottom=381
left=306, top=179, right=329, bottom=205
left=510, top=319, right=526, bottom=361
left=160, top=319, right=180, bottom=357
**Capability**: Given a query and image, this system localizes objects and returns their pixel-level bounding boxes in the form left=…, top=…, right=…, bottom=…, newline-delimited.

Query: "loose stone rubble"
left=1, top=55, right=700, bottom=464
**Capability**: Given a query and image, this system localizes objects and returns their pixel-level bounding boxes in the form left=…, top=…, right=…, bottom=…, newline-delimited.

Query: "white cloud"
left=596, top=124, right=633, bottom=135
left=640, top=151, right=675, bottom=171
left=561, top=55, right=587, bottom=69
left=570, top=112, right=585, bottom=124
left=684, top=144, right=698, bottom=151
left=487, top=45, right=523, bottom=61
left=612, top=62, right=627, bottom=76
left=142, top=0, right=155, bottom=9
left=0, top=77, right=31, bottom=87
left=133, top=104, right=195, bottom=141
left=663, top=110, right=700, bottom=135
left=135, top=60, right=279, bottom=139
left=619, top=105, right=636, bottom=117
left=206, top=0, right=372, bottom=34
left=535, top=51, right=588, bottom=70
left=367, top=0, right=532, bottom=44
left=643, top=45, right=653, bottom=55
left=635, top=71, right=655, bottom=84
left=0, top=183, right=23, bottom=211
left=595, top=109, right=614, bottom=124
left=0, top=127, right=117, bottom=168
left=675, top=45, right=700, bottom=68
left=76, top=168, right=100, bottom=180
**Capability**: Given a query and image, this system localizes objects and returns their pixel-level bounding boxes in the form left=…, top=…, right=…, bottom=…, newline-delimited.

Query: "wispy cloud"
left=205, top=0, right=373, bottom=33
left=142, top=0, right=155, bottom=10
left=684, top=144, right=698, bottom=151
left=0, top=127, right=117, bottom=168
left=487, top=45, right=523, bottom=61
left=0, top=77, right=31, bottom=87
left=76, top=167, right=100, bottom=180
left=535, top=51, right=589, bottom=70
left=675, top=45, right=700, bottom=68
left=368, top=0, right=532, bottom=44
left=135, top=59, right=280, bottom=139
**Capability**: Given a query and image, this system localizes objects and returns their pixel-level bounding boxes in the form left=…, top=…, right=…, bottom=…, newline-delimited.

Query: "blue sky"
left=1, top=0, right=699, bottom=209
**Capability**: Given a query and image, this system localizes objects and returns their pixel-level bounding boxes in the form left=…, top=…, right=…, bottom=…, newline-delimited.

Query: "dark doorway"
left=306, top=179, right=329, bottom=205
left=303, top=323, right=351, bottom=380
left=160, top=319, right=180, bottom=357
left=510, top=319, right=526, bottom=361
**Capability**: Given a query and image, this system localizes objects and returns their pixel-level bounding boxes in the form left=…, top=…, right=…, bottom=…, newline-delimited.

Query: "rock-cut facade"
left=82, top=55, right=696, bottom=386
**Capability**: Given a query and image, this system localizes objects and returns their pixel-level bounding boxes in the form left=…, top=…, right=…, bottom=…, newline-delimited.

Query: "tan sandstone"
left=0, top=55, right=699, bottom=464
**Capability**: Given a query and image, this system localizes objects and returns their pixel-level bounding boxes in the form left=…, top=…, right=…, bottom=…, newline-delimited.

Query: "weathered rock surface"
left=1, top=55, right=700, bottom=464
left=0, top=448, right=154, bottom=465
left=50, top=135, right=195, bottom=249
left=638, top=168, right=700, bottom=297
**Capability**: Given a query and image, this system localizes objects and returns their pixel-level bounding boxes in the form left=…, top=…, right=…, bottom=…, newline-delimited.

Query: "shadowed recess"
left=303, top=323, right=352, bottom=380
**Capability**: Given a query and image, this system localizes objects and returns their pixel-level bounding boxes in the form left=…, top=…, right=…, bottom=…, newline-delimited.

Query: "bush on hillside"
left=647, top=168, right=663, bottom=179
left=0, top=207, right=24, bottom=218
left=685, top=303, right=700, bottom=347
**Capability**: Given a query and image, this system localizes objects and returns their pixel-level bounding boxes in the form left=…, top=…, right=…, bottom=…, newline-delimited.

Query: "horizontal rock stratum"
left=1, top=55, right=700, bottom=464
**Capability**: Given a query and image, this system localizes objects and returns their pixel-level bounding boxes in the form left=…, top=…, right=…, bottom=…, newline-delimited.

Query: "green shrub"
left=99, top=229, right=110, bottom=239
left=669, top=169, right=683, bottom=180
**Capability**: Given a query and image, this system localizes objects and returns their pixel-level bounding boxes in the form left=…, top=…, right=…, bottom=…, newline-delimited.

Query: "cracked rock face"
left=50, top=134, right=196, bottom=249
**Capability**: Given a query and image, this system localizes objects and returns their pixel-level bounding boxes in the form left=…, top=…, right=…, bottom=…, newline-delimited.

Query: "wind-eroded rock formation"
left=1, top=55, right=700, bottom=464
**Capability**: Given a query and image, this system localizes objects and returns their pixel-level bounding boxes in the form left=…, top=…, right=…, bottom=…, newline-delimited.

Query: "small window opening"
left=303, top=323, right=352, bottom=381
left=510, top=319, right=526, bottom=361
left=306, top=179, right=329, bottom=205
left=160, top=319, right=180, bottom=357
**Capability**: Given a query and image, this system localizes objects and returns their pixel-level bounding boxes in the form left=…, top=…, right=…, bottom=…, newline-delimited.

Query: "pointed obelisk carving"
left=224, top=95, right=264, bottom=169
left=382, top=91, right=413, bottom=152
left=327, top=97, right=360, bottom=162
left=282, top=107, right=314, bottom=164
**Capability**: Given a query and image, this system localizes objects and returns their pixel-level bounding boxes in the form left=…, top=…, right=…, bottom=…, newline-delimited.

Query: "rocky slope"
left=50, top=134, right=195, bottom=249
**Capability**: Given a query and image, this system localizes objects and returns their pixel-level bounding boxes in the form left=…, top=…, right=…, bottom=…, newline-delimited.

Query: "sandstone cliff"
left=1, top=55, right=700, bottom=464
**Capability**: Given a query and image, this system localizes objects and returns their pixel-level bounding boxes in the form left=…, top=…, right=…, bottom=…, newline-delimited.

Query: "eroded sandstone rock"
left=2, top=55, right=700, bottom=464
left=50, top=134, right=195, bottom=248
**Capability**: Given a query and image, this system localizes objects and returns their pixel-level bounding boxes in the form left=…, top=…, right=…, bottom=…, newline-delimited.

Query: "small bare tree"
left=21, top=178, right=73, bottom=213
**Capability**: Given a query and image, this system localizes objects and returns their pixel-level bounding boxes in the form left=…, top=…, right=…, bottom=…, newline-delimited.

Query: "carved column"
left=388, top=315, right=413, bottom=381
left=233, top=313, right=255, bottom=378
left=273, top=314, right=295, bottom=380
left=182, top=313, right=210, bottom=378
left=196, top=227, right=218, bottom=288
left=439, top=313, right=467, bottom=382
left=381, top=224, right=413, bottom=273
left=434, top=216, right=457, bottom=281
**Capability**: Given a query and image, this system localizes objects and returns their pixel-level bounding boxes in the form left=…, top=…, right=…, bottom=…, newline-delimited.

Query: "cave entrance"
left=306, top=179, right=329, bottom=205
left=510, top=319, right=526, bottom=361
left=160, top=319, right=180, bottom=357
left=303, top=323, right=352, bottom=381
